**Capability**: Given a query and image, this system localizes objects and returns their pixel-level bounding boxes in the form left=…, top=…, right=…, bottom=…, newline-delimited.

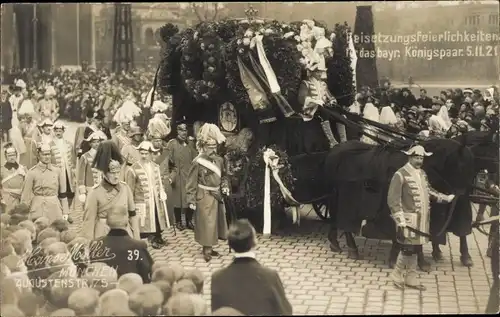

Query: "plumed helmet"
left=92, top=140, right=123, bottom=173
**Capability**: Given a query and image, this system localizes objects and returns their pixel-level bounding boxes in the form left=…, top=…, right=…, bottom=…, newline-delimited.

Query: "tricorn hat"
left=85, top=131, right=107, bottom=142
left=53, top=121, right=65, bottom=130
left=128, top=126, right=143, bottom=138
left=135, top=141, right=160, bottom=152
left=37, top=118, right=54, bottom=127
left=402, top=145, right=432, bottom=157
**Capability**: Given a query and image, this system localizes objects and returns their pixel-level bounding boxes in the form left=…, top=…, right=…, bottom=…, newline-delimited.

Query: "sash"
left=2, top=167, right=25, bottom=184
left=135, top=162, right=156, bottom=230
left=194, top=157, right=221, bottom=178
left=156, top=164, right=171, bottom=228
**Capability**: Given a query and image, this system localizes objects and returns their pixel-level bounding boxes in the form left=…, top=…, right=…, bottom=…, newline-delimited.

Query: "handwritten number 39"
left=127, top=250, right=140, bottom=260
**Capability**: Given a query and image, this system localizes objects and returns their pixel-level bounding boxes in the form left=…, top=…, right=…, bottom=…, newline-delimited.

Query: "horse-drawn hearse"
left=151, top=12, right=499, bottom=270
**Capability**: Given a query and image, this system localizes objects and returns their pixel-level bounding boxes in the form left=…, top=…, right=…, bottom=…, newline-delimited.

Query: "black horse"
left=324, top=138, right=476, bottom=269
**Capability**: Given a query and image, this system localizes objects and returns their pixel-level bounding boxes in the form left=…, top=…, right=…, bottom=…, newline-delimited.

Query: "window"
left=154, top=29, right=161, bottom=44
left=489, top=14, right=499, bottom=26
left=145, top=27, right=155, bottom=46
left=465, top=15, right=480, bottom=25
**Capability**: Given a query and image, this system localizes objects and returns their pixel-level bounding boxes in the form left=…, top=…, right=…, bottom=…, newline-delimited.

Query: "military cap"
left=129, top=284, right=164, bottom=316
left=152, top=263, right=185, bottom=284
left=183, top=269, right=204, bottom=294
left=172, top=279, right=197, bottom=295
left=117, top=273, right=144, bottom=294
left=68, top=288, right=100, bottom=315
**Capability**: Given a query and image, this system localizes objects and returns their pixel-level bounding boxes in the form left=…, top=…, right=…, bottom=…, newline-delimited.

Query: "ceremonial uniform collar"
left=101, top=179, right=120, bottom=191
left=233, top=251, right=256, bottom=259
left=107, top=228, right=129, bottom=236
left=177, top=137, right=187, bottom=146
left=37, top=162, right=53, bottom=171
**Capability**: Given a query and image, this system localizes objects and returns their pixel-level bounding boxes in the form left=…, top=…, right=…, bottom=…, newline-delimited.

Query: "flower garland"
left=158, top=23, right=181, bottom=95
left=246, top=145, right=294, bottom=210
left=180, top=22, right=224, bottom=102
left=224, top=20, right=303, bottom=113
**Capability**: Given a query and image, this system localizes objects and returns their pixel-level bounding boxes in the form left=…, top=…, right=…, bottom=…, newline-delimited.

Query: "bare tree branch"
left=190, top=3, right=204, bottom=22
left=211, top=3, right=219, bottom=21
left=203, top=3, right=209, bottom=20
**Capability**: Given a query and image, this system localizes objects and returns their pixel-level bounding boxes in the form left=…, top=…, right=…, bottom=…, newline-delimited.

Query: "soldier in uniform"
left=74, top=110, right=93, bottom=159
left=37, top=118, right=54, bottom=144
left=186, top=124, right=229, bottom=262
left=49, top=121, right=76, bottom=207
left=20, top=142, right=70, bottom=223
left=0, top=144, right=27, bottom=213
left=76, top=131, right=107, bottom=205
left=121, top=126, right=144, bottom=180
left=78, top=109, right=112, bottom=158
left=38, top=86, right=59, bottom=122
left=387, top=145, right=455, bottom=290
left=164, top=120, right=198, bottom=231
left=125, top=141, right=169, bottom=249
left=80, top=140, right=140, bottom=240
left=111, top=116, right=133, bottom=151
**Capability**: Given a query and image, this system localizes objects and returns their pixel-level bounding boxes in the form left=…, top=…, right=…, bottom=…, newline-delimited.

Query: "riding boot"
left=390, top=253, right=408, bottom=289
left=431, top=242, right=443, bottom=261
left=185, top=208, right=194, bottom=230
left=174, top=208, right=185, bottom=231
left=328, top=227, right=341, bottom=252
left=459, top=236, right=473, bottom=267
left=345, top=232, right=360, bottom=259
left=415, top=245, right=431, bottom=272
left=404, top=253, right=426, bottom=291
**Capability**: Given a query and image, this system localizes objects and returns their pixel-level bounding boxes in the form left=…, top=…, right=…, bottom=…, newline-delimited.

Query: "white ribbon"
left=255, top=35, right=281, bottom=94
left=262, top=149, right=300, bottom=236
left=347, top=31, right=358, bottom=94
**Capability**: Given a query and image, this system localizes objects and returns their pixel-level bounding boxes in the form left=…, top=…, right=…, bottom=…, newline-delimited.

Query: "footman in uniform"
left=186, top=123, right=229, bottom=262
left=50, top=121, right=76, bottom=207
left=80, top=140, right=140, bottom=240
left=0, top=144, right=27, bottom=213
left=387, top=145, right=454, bottom=291
left=20, top=142, right=70, bottom=223
left=125, top=141, right=169, bottom=249
left=76, top=131, right=107, bottom=205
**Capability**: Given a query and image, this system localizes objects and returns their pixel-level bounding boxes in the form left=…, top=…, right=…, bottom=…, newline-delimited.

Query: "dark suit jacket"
left=211, top=257, right=292, bottom=316
left=89, top=228, right=153, bottom=283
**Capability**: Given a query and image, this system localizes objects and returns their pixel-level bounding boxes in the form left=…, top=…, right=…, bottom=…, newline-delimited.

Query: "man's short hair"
left=107, top=206, right=129, bottom=228
left=129, top=284, right=164, bottom=316
left=68, top=288, right=100, bottom=315
left=227, top=219, right=256, bottom=253
left=420, top=88, right=427, bottom=94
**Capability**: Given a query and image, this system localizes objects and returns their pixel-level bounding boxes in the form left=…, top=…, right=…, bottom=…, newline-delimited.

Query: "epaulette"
left=92, top=183, right=100, bottom=189
left=119, top=181, right=127, bottom=185
left=29, top=165, right=38, bottom=171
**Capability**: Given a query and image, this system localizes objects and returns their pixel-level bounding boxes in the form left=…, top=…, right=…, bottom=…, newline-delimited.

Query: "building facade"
left=1, top=3, right=92, bottom=71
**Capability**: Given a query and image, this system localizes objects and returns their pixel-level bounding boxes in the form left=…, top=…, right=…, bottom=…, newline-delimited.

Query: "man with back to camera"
left=211, top=219, right=292, bottom=316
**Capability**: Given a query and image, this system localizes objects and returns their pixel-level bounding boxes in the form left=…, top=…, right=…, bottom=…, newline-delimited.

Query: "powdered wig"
left=92, top=140, right=124, bottom=173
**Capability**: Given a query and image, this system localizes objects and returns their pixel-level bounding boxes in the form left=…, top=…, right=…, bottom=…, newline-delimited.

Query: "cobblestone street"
left=62, top=120, right=495, bottom=315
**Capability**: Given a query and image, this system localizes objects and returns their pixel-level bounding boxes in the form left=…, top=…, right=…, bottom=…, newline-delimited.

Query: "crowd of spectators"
left=2, top=67, right=158, bottom=124
left=0, top=201, right=290, bottom=316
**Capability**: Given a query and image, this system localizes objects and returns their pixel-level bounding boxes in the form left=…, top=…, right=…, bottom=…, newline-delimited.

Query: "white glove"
left=160, top=191, right=167, bottom=201
left=189, top=203, right=196, bottom=210
left=78, top=194, right=86, bottom=203
left=221, top=187, right=230, bottom=196
left=63, top=215, right=69, bottom=221
left=446, top=194, right=455, bottom=202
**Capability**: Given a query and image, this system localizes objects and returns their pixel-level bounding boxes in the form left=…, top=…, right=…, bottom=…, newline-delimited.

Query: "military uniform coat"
left=0, top=164, right=27, bottom=213
left=80, top=180, right=135, bottom=240
left=164, top=138, right=198, bottom=208
left=20, top=163, right=66, bottom=223
left=76, top=150, right=103, bottom=194
left=186, top=154, right=229, bottom=247
left=387, top=163, right=447, bottom=245
left=111, top=129, right=131, bottom=151
left=38, top=99, right=59, bottom=122
left=49, top=138, right=76, bottom=194
left=125, top=161, right=168, bottom=234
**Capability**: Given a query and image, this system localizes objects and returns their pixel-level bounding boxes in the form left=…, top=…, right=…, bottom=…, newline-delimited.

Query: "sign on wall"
left=218, top=102, right=239, bottom=135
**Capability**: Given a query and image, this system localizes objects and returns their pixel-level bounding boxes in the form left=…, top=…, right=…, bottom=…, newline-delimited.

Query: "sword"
left=405, top=225, right=432, bottom=238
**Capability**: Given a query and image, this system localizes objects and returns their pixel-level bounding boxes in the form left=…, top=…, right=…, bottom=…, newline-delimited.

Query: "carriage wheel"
left=312, top=201, right=330, bottom=220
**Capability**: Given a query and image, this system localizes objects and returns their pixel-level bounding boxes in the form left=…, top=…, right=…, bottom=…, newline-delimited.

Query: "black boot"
left=416, top=245, right=431, bottom=272
left=388, top=242, right=401, bottom=269
left=203, top=247, right=212, bottom=262
left=185, top=208, right=194, bottom=230
left=174, top=208, right=185, bottom=231
left=459, top=236, right=473, bottom=267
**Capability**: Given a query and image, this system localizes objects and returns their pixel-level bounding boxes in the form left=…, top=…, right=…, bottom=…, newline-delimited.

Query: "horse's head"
left=422, top=138, right=475, bottom=195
